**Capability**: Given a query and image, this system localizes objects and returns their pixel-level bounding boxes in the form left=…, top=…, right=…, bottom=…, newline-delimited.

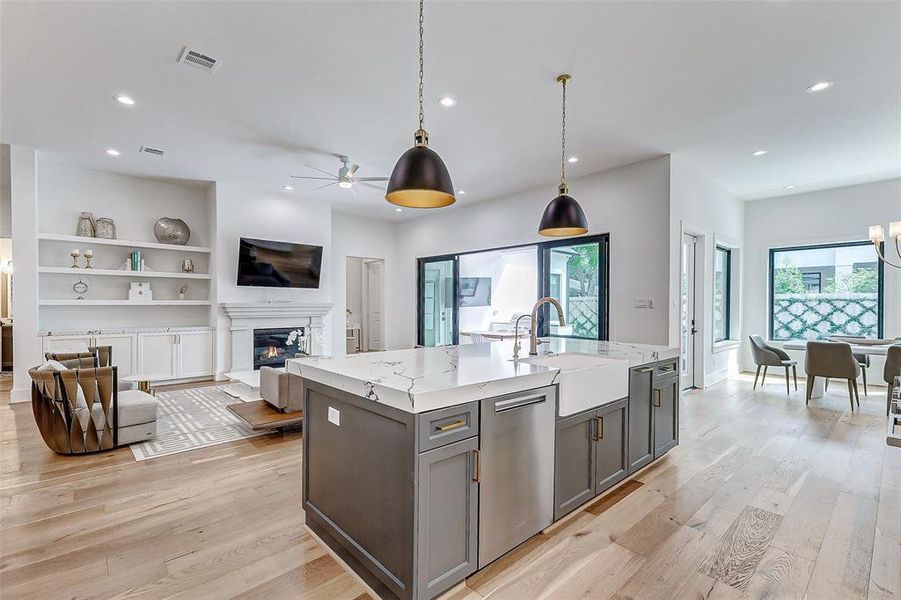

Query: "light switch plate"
left=327, top=406, right=340, bottom=426
left=634, top=298, right=654, bottom=308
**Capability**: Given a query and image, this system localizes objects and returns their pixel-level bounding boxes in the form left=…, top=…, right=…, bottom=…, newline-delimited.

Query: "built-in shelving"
left=38, top=233, right=211, bottom=253
left=38, top=266, right=211, bottom=280
left=40, top=299, right=211, bottom=306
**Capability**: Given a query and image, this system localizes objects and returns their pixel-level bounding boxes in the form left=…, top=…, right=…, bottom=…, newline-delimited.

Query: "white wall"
left=212, top=182, right=333, bottom=376
left=346, top=257, right=364, bottom=325
left=669, top=155, right=745, bottom=387
left=1, top=145, right=10, bottom=238
left=330, top=211, right=400, bottom=355
left=394, top=156, right=672, bottom=348
left=741, top=178, right=901, bottom=377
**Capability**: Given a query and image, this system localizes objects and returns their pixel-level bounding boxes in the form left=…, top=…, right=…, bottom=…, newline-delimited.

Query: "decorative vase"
left=153, top=217, right=190, bottom=245
left=76, top=212, right=95, bottom=237
left=95, top=217, right=117, bottom=239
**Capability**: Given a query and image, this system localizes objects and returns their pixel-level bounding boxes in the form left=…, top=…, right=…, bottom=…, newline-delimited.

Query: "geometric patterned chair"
left=30, top=346, right=158, bottom=454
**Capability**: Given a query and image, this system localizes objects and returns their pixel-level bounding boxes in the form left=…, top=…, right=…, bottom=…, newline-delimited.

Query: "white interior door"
left=680, top=234, right=697, bottom=388
left=364, top=260, right=385, bottom=351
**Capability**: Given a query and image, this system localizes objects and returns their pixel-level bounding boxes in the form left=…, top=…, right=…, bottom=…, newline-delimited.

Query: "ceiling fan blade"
left=353, top=177, right=390, bottom=182
left=291, top=175, right=337, bottom=180
left=359, top=182, right=386, bottom=191
left=304, top=164, right=338, bottom=177
left=347, top=164, right=360, bottom=177
left=314, top=182, right=338, bottom=190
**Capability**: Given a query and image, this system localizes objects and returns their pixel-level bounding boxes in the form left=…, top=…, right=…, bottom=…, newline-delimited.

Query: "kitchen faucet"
left=513, top=297, right=566, bottom=357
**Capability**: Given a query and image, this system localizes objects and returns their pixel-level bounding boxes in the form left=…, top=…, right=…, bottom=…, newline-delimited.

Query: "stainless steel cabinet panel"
left=416, top=437, right=479, bottom=599
left=595, top=398, right=628, bottom=494
left=554, top=409, right=596, bottom=521
left=628, top=366, right=654, bottom=473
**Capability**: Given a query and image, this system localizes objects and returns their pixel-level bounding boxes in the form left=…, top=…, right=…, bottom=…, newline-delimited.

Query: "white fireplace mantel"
left=221, top=301, right=332, bottom=371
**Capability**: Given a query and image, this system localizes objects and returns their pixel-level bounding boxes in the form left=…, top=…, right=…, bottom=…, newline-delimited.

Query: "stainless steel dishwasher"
left=478, top=385, right=556, bottom=568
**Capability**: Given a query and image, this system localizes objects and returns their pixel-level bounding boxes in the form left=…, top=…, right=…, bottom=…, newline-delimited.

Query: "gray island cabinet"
left=291, top=340, right=679, bottom=600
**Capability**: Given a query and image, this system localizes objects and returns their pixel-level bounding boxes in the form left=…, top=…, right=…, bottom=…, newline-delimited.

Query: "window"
left=713, top=246, right=731, bottom=342
left=769, top=241, right=884, bottom=341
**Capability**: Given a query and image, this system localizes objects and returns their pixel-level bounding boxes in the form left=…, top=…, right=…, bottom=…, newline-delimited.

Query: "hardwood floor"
left=1, top=375, right=898, bottom=599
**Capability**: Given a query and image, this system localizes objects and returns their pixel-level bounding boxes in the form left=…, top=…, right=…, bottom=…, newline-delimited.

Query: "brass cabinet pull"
left=472, top=449, right=481, bottom=483
left=596, top=416, right=604, bottom=440
left=653, top=389, right=662, bottom=407
left=435, top=418, right=467, bottom=432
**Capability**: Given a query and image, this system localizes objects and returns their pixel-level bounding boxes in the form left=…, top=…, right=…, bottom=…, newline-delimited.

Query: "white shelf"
left=40, top=300, right=211, bottom=306
left=38, top=233, right=211, bottom=253
left=38, top=266, right=211, bottom=280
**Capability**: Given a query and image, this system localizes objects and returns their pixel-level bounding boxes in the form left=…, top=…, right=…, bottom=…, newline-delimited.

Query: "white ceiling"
left=2, top=1, right=899, bottom=221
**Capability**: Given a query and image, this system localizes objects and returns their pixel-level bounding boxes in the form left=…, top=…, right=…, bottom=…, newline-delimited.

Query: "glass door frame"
left=416, top=234, right=610, bottom=346
left=416, top=254, right=460, bottom=346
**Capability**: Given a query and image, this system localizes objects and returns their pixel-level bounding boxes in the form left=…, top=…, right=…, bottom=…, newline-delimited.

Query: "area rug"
left=130, top=386, right=267, bottom=461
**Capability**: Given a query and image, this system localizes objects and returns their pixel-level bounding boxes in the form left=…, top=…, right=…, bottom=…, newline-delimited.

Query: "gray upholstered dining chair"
left=748, top=335, right=797, bottom=394
left=884, top=345, right=901, bottom=415
left=805, top=341, right=861, bottom=410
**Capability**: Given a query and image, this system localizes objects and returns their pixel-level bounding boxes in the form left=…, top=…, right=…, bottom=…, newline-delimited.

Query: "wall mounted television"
left=237, top=237, right=323, bottom=289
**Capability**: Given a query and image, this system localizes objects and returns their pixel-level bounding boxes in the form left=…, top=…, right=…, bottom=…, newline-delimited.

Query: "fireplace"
left=253, top=327, right=309, bottom=370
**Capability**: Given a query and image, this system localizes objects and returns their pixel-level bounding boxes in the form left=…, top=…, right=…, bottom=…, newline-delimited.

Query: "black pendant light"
left=386, top=0, right=455, bottom=209
left=538, top=74, right=589, bottom=237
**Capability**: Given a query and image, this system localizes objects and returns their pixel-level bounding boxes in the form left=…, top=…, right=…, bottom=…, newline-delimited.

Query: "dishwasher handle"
left=493, top=393, right=547, bottom=413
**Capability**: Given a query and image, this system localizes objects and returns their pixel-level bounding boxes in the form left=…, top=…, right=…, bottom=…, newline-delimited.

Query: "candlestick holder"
left=84, top=249, right=94, bottom=269
left=70, top=249, right=81, bottom=269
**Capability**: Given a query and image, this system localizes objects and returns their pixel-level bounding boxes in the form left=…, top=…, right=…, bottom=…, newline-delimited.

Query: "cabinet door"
left=417, top=437, right=478, bottom=600
left=94, top=334, right=137, bottom=378
left=653, top=377, right=679, bottom=458
left=177, top=331, right=213, bottom=378
left=137, top=334, right=177, bottom=378
left=554, top=409, right=597, bottom=520
left=628, top=366, right=654, bottom=473
left=595, top=399, right=628, bottom=494
left=43, top=335, right=93, bottom=357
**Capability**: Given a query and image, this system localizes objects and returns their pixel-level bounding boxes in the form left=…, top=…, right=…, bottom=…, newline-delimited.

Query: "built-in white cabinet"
left=41, top=329, right=213, bottom=382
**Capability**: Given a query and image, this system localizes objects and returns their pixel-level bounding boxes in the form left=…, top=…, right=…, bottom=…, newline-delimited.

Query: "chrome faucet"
left=513, top=297, right=566, bottom=357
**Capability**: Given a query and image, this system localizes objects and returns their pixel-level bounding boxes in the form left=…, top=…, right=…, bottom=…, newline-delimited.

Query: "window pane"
left=713, top=247, right=730, bottom=341
left=421, top=259, right=455, bottom=346
left=547, top=241, right=600, bottom=339
left=770, top=242, right=882, bottom=340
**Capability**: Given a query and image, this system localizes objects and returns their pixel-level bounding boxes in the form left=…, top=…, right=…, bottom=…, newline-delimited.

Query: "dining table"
left=782, top=338, right=899, bottom=399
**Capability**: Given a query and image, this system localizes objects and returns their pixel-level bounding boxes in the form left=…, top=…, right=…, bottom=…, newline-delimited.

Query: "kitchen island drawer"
left=418, top=402, right=479, bottom=452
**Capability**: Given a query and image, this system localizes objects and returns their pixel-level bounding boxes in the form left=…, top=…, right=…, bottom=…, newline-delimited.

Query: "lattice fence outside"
left=569, top=296, right=599, bottom=338
left=772, top=292, right=879, bottom=340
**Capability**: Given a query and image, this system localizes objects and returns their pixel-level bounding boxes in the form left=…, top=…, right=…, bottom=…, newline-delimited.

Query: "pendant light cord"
left=418, top=0, right=425, bottom=132
left=560, top=76, right=567, bottom=186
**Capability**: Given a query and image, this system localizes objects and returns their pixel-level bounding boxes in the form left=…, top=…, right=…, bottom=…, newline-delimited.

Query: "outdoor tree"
left=566, top=244, right=599, bottom=295
left=773, top=260, right=806, bottom=294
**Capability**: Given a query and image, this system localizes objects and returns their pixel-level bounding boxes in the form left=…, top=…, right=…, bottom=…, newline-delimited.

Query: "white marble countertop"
left=287, top=338, right=678, bottom=414
left=39, top=326, right=214, bottom=336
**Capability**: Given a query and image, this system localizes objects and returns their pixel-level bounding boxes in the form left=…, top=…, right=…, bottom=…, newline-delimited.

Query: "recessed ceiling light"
left=567, top=156, right=579, bottom=163
left=283, top=185, right=294, bottom=191
left=785, top=185, right=797, bottom=190
left=438, top=96, right=457, bottom=107
left=752, top=149, right=768, bottom=157
left=105, top=149, right=120, bottom=156
left=457, top=190, right=466, bottom=195
left=806, top=81, right=834, bottom=93
left=395, top=208, right=403, bottom=212
left=114, top=94, right=135, bottom=105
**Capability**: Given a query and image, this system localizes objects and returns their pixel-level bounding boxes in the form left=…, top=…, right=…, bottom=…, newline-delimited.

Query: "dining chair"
left=748, top=335, right=797, bottom=395
left=804, top=341, right=861, bottom=410
left=884, top=345, right=901, bottom=415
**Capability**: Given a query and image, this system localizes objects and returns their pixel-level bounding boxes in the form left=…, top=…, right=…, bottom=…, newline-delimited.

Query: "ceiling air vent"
left=177, top=47, right=218, bottom=73
left=139, top=145, right=165, bottom=157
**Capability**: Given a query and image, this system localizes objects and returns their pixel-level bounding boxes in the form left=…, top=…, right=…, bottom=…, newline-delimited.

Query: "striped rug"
left=130, top=386, right=267, bottom=461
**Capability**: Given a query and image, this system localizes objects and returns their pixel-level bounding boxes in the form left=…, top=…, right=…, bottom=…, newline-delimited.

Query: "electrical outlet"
left=634, top=298, right=654, bottom=309
left=328, top=406, right=340, bottom=426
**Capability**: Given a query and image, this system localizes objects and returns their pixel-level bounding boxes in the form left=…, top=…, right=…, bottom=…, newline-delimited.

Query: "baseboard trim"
left=11, top=387, right=30, bottom=404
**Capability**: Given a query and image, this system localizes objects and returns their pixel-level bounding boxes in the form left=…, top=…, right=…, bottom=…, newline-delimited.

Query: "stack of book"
left=129, top=249, right=143, bottom=271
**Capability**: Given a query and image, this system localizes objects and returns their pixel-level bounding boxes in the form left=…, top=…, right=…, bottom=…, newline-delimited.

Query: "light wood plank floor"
left=1, top=374, right=898, bottom=599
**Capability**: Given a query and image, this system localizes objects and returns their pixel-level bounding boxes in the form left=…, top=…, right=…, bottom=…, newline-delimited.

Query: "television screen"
left=459, top=277, right=492, bottom=307
left=237, top=237, right=323, bottom=288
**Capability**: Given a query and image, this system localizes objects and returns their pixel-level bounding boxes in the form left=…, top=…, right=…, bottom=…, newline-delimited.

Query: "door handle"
left=653, top=389, right=662, bottom=407
left=593, top=416, right=604, bottom=441
left=471, top=449, right=481, bottom=483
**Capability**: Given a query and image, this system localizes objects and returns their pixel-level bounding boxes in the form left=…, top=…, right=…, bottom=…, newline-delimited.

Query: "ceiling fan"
left=291, top=155, right=389, bottom=191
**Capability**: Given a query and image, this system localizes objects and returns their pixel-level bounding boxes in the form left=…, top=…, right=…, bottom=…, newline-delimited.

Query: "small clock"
left=73, top=280, right=88, bottom=300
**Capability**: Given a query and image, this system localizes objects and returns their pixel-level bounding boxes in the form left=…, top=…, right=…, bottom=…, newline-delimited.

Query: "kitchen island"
left=287, top=339, right=679, bottom=600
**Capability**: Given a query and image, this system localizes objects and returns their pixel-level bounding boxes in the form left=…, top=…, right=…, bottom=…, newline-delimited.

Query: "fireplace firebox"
left=253, top=327, right=308, bottom=370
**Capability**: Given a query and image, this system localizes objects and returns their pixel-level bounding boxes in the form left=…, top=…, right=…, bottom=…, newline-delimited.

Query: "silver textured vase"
left=153, top=217, right=190, bottom=245
left=76, top=212, right=95, bottom=237
left=94, top=217, right=117, bottom=239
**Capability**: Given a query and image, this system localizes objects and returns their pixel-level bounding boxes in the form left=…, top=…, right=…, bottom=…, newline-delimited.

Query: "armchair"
left=748, top=335, right=798, bottom=394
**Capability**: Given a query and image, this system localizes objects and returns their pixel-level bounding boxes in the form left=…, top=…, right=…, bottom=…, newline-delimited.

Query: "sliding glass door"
left=417, top=235, right=609, bottom=347
left=418, top=256, right=457, bottom=346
